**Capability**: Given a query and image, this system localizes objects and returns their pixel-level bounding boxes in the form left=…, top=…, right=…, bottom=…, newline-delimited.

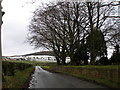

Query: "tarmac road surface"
left=28, top=66, right=110, bottom=89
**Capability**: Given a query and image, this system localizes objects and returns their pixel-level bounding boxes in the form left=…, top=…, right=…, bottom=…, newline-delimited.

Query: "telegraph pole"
left=0, top=0, right=2, bottom=61
left=0, top=0, right=3, bottom=89
left=0, top=0, right=4, bottom=61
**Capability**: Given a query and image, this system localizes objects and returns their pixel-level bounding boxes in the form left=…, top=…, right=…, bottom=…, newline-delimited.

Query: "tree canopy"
left=28, top=1, right=120, bottom=65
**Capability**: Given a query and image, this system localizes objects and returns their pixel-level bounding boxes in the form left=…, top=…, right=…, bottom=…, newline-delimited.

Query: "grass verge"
left=60, top=71, right=119, bottom=89
left=65, top=65, right=119, bottom=69
left=42, top=65, right=120, bottom=89
left=2, top=66, right=34, bottom=88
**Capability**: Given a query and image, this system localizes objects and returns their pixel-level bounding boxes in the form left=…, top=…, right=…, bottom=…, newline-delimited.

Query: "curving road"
left=29, top=66, right=110, bottom=89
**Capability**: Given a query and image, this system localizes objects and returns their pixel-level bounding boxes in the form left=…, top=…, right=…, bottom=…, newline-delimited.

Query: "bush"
left=2, top=61, right=15, bottom=76
left=2, top=67, right=34, bottom=88
left=99, top=57, right=110, bottom=65
left=2, top=61, right=33, bottom=76
left=110, top=52, right=120, bottom=65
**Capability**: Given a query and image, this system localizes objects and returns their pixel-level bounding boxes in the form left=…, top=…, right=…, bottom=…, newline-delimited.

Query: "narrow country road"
left=28, top=66, right=110, bottom=89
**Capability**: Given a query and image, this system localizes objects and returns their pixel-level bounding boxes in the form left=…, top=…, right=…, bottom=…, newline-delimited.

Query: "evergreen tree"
left=111, top=44, right=120, bottom=64
left=87, top=30, right=107, bottom=65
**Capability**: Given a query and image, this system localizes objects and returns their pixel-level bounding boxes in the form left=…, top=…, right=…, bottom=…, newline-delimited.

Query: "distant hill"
left=22, top=51, right=55, bottom=56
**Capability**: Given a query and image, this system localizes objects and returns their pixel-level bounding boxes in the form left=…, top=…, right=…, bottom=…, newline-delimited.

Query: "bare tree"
left=28, top=1, right=119, bottom=65
left=28, top=2, right=88, bottom=65
left=81, top=2, right=119, bottom=65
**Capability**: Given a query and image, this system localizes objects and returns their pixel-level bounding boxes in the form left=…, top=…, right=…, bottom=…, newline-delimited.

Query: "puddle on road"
left=28, top=74, right=36, bottom=88
left=28, top=66, right=38, bottom=89
left=28, top=66, right=52, bottom=89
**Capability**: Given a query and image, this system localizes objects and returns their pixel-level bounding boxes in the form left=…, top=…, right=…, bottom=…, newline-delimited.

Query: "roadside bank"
left=42, top=65, right=120, bottom=89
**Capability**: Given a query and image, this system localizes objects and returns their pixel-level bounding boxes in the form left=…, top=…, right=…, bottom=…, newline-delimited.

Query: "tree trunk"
left=90, top=52, right=96, bottom=65
left=70, top=55, right=76, bottom=65
left=56, top=56, right=61, bottom=65
left=61, top=57, right=66, bottom=65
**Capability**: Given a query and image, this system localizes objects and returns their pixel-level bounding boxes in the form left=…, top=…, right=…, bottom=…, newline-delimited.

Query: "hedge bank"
left=42, top=65, right=120, bottom=89
left=2, top=61, right=34, bottom=88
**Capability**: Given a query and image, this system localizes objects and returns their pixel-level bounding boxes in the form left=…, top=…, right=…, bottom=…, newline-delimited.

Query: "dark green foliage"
left=74, top=44, right=89, bottom=65
left=18, top=63, right=26, bottom=71
left=99, top=57, right=110, bottom=65
left=115, top=44, right=119, bottom=54
left=2, top=74, right=6, bottom=82
left=110, top=52, right=120, bottom=64
left=110, top=44, right=120, bottom=65
left=79, top=44, right=89, bottom=65
left=87, top=30, right=107, bottom=65
left=87, top=30, right=107, bottom=56
left=95, top=61, right=100, bottom=65
left=2, top=61, right=15, bottom=76
left=2, top=61, right=33, bottom=76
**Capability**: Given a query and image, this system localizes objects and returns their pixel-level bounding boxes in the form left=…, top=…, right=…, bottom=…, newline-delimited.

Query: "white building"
left=26, top=55, right=56, bottom=62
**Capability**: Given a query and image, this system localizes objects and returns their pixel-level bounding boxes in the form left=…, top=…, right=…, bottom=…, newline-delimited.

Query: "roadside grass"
left=59, top=71, right=119, bottom=89
left=3, top=67, right=34, bottom=88
left=64, top=65, right=119, bottom=69
left=2, top=60, right=56, bottom=88
left=42, top=65, right=120, bottom=89
left=41, top=66, right=50, bottom=69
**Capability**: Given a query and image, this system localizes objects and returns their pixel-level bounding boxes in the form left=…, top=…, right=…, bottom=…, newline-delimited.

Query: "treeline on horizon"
left=28, top=1, right=120, bottom=65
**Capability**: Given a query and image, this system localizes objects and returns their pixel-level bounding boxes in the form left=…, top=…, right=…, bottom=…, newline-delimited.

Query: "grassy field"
left=42, top=65, right=120, bottom=89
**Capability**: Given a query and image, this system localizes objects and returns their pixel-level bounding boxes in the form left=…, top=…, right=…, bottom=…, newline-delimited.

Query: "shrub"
left=110, top=52, right=120, bottom=65
left=2, top=61, right=15, bottom=76
left=99, top=57, right=110, bottom=65
left=2, top=61, right=32, bottom=76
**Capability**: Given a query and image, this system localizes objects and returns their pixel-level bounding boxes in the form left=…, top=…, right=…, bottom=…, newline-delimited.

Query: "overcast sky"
left=1, top=0, right=56, bottom=56
left=1, top=0, right=114, bottom=58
